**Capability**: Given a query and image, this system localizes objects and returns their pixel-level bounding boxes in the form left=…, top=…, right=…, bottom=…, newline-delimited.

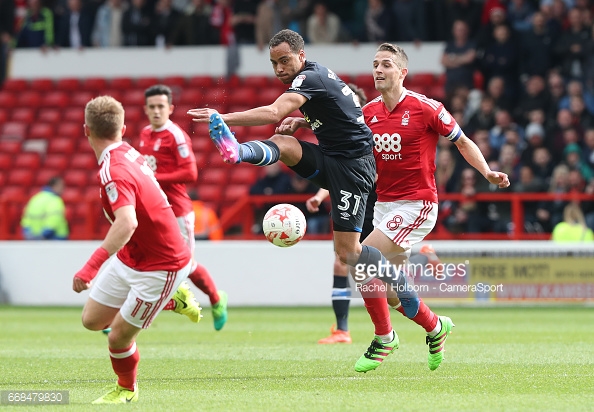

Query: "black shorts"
left=289, top=141, right=375, bottom=233
left=360, top=186, right=377, bottom=241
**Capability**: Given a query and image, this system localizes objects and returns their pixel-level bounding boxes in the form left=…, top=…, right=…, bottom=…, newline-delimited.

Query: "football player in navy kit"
left=188, top=29, right=410, bottom=371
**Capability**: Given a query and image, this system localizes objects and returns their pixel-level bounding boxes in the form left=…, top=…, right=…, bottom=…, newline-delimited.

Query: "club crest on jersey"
left=439, top=108, right=452, bottom=125
left=291, top=75, right=306, bottom=89
left=401, top=111, right=410, bottom=126
left=153, top=138, right=162, bottom=151
left=178, top=143, right=190, bottom=158
left=105, top=182, right=118, bottom=203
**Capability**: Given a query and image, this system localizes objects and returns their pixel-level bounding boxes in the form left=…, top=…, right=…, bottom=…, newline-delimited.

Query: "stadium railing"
left=1, top=192, right=593, bottom=241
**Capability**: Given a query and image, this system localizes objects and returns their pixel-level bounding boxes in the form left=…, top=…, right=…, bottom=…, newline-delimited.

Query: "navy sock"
left=331, top=275, right=350, bottom=331
left=239, top=141, right=280, bottom=165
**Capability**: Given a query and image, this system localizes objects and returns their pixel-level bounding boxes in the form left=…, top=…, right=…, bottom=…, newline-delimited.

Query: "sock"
left=239, top=141, right=280, bottom=165
left=331, top=275, right=350, bottom=331
left=385, top=268, right=420, bottom=318
left=428, top=318, right=442, bottom=337
left=109, top=342, right=140, bottom=392
left=355, top=245, right=393, bottom=336
left=163, top=300, right=176, bottom=311
left=189, top=263, right=219, bottom=305
left=393, top=299, right=439, bottom=333
left=378, top=330, right=395, bottom=344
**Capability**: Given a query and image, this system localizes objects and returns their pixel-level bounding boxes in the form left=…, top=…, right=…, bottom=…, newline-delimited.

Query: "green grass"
left=0, top=306, right=593, bottom=411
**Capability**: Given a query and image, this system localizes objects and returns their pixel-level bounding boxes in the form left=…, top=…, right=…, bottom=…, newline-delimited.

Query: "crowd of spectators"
left=2, top=0, right=594, bottom=237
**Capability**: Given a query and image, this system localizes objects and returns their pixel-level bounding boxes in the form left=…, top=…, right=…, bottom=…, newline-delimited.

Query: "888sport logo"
left=374, top=133, right=402, bottom=160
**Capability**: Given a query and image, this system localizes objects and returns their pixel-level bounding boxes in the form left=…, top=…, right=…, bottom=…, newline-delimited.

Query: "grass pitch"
left=0, top=305, right=592, bottom=411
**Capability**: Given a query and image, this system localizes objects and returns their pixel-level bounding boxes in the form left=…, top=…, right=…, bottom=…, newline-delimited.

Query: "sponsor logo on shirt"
left=327, top=69, right=336, bottom=80
left=291, top=74, right=306, bottom=89
left=105, top=182, right=118, bottom=203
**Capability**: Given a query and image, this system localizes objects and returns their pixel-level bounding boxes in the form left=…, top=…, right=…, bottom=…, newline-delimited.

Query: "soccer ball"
left=262, top=203, right=307, bottom=247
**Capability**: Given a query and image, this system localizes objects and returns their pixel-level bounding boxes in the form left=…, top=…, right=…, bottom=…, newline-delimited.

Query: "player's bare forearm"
left=455, top=134, right=490, bottom=178
left=155, top=164, right=197, bottom=183
left=101, top=206, right=138, bottom=255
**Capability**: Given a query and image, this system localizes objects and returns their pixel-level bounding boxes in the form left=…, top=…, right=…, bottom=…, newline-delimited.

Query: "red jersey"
left=363, top=88, right=462, bottom=203
left=138, top=120, right=195, bottom=216
left=98, top=142, right=191, bottom=272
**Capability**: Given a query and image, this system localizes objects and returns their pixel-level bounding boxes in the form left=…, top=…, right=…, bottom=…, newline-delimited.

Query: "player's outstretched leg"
left=354, top=331, right=399, bottom=373
left=212, top=290, right=228, bottom=331
left=209, top=114, right=241, bottom=164
left=172, top=282, right=203, bottom=323
left=426, top=316, right=455, bottom=371
left=92, top=385, right=138, bottom=404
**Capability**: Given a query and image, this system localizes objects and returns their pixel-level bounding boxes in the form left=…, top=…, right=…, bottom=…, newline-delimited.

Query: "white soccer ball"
left=262, top=203, right=307, bottom=247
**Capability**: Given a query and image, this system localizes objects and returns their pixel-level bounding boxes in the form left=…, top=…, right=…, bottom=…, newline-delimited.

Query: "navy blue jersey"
left=285, top=61, right=373, bottom=158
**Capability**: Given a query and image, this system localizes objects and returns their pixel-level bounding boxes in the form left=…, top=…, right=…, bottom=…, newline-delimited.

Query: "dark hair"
left=144, top=84, right=173, bottom=104
left=348, top=83, right=368, bottom=106
left=376, top=43, right=409, bottom=69
left=269, top=29, right=305, bottom=54
left=47, top=176, right=63, bottom=187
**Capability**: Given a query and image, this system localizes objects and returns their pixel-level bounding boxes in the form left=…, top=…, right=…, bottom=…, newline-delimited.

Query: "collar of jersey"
left=98, top=141, right=124, bottom=164
left=153, top=120, right=172, bottom=133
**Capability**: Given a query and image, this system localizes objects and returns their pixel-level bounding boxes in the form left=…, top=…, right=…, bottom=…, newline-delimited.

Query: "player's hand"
left=306, top=195, right=322, bottom=213
left=486, top=171, right=510, bottom=189
left=187, top=108, right=219, bottom=123
left=275, top=117, right=301, bottom=135
left=72, top=275, right=91, bottom=293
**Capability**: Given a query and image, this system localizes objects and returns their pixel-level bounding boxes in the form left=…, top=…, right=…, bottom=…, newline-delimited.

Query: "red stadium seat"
left=29, top=123, right=55, bottom=139
left=206, top=152, right=227, bottom=168
left=188, top=76, right=214, bottom=89
left=353, top=74, right=376, bottom=89
left=110, top=77, right=134, bottom=90
left=48, top=137, right=76, bottom=154
left=337, top=73, right=352, bottom=84
left=197, top=184, right=223, bottom=203
left=57, top=122, right=82, bottom=139
left=1, top=185, right=27, bottom=200
left=0, top=108, right=6, bottom=123
left=17, top=91, right=42, bottom=108
left=228, top=167, right=258, bottom=185
left=43, top=153, right=69, bottom=170
left=64, top=170, right=90, bottom=187
left=56, top=78, right=81, bottom=91
left=10, top=108, right=35, bottom=123
left=8, top=169, right=35, bottom=186
left=135, top=77, right=160, bottom=89
left=248, top=124, right=276, bottom=138
left=191, top=135, right=214, bottom=154
left=42, top=91, right=70, bottom=108
left=14, top=152, right=42, bottom=169
left=61, top=187, right=83, bottom=203
left=70, top=153, right=97, bottom=170
left=409, top=73, right=435, bottom=88
left=242, top=75, right=271, bottom=89
left=474, top=70, right=484, bottom=90
left=179, top=89, right=203, bottom=106
left=194, top=152, right=206, bottom=169
left=63, top=108, right=85, bottom=123
left=82, top=77, right=108, bottom=91
left=0, top=91, right=17, bottom=107
left=202, top=88, right=228, bottom=106
left=1, top=122, right=27, bottom=140
left=162, top=76, right=187, bottom=88
left=257, top=88, right=281, bottom=106
left=34, top=168, right=61, bottom=186
left=125, top=106, right=143, bottom=123
left=120, top=90, right=145, bottom=107
left=192, top=122, right=210, bottom=139
left=70, top=91, right=95, bottom=107
left=227, top=88, right=257, bottom=107
left=224, top=184, right=249, bottom=202
left=425, top=85, right=446, bottom=101
left=30, top=78, right=54, bottom=91
left=2, top=79, right=27, bottom=92
left=200, top=168, right=228, bottom=185
left=0, top=140, right=21, bottom=154
left=38, top=108, right=61, bottom=123
left=0, top=152, right=12, bottom=169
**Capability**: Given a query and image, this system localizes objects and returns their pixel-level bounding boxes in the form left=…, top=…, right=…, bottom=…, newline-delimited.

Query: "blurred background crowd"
left=1, top=0, right=594, bottom=238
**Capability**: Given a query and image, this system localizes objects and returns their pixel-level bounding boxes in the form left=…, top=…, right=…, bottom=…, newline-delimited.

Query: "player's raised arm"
left=187, top=93, right=307, bottom=126
left=454, top=133, right=510, bottom=188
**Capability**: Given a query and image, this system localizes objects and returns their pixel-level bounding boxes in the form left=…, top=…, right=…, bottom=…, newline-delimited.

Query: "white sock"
left=427, top=318, right=442, bottom=338
left=378, top=330, right=395, bottom=344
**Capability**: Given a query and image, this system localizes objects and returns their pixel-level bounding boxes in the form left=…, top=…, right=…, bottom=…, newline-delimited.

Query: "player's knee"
left=333, top=257, right=348, bottom=275
left=81, top=314, right=105, bottom=331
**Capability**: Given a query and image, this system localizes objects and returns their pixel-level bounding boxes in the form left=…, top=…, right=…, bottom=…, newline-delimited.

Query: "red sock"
left=188, top=263, right=219, bottom=305
left=361, top=278, right=392, bottom=336
left=163, top=300, right=176, bottom=311
left=109, top=342, right=140, bottom=391
left=395, top=298, right=438, bottom=333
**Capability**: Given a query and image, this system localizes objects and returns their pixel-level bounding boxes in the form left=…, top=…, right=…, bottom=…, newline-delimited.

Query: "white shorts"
left=89, top=256, right=192, bottom=329
left=177, top=212, right=197, bottom=271
left=373, top=200, right=438, bottom=251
